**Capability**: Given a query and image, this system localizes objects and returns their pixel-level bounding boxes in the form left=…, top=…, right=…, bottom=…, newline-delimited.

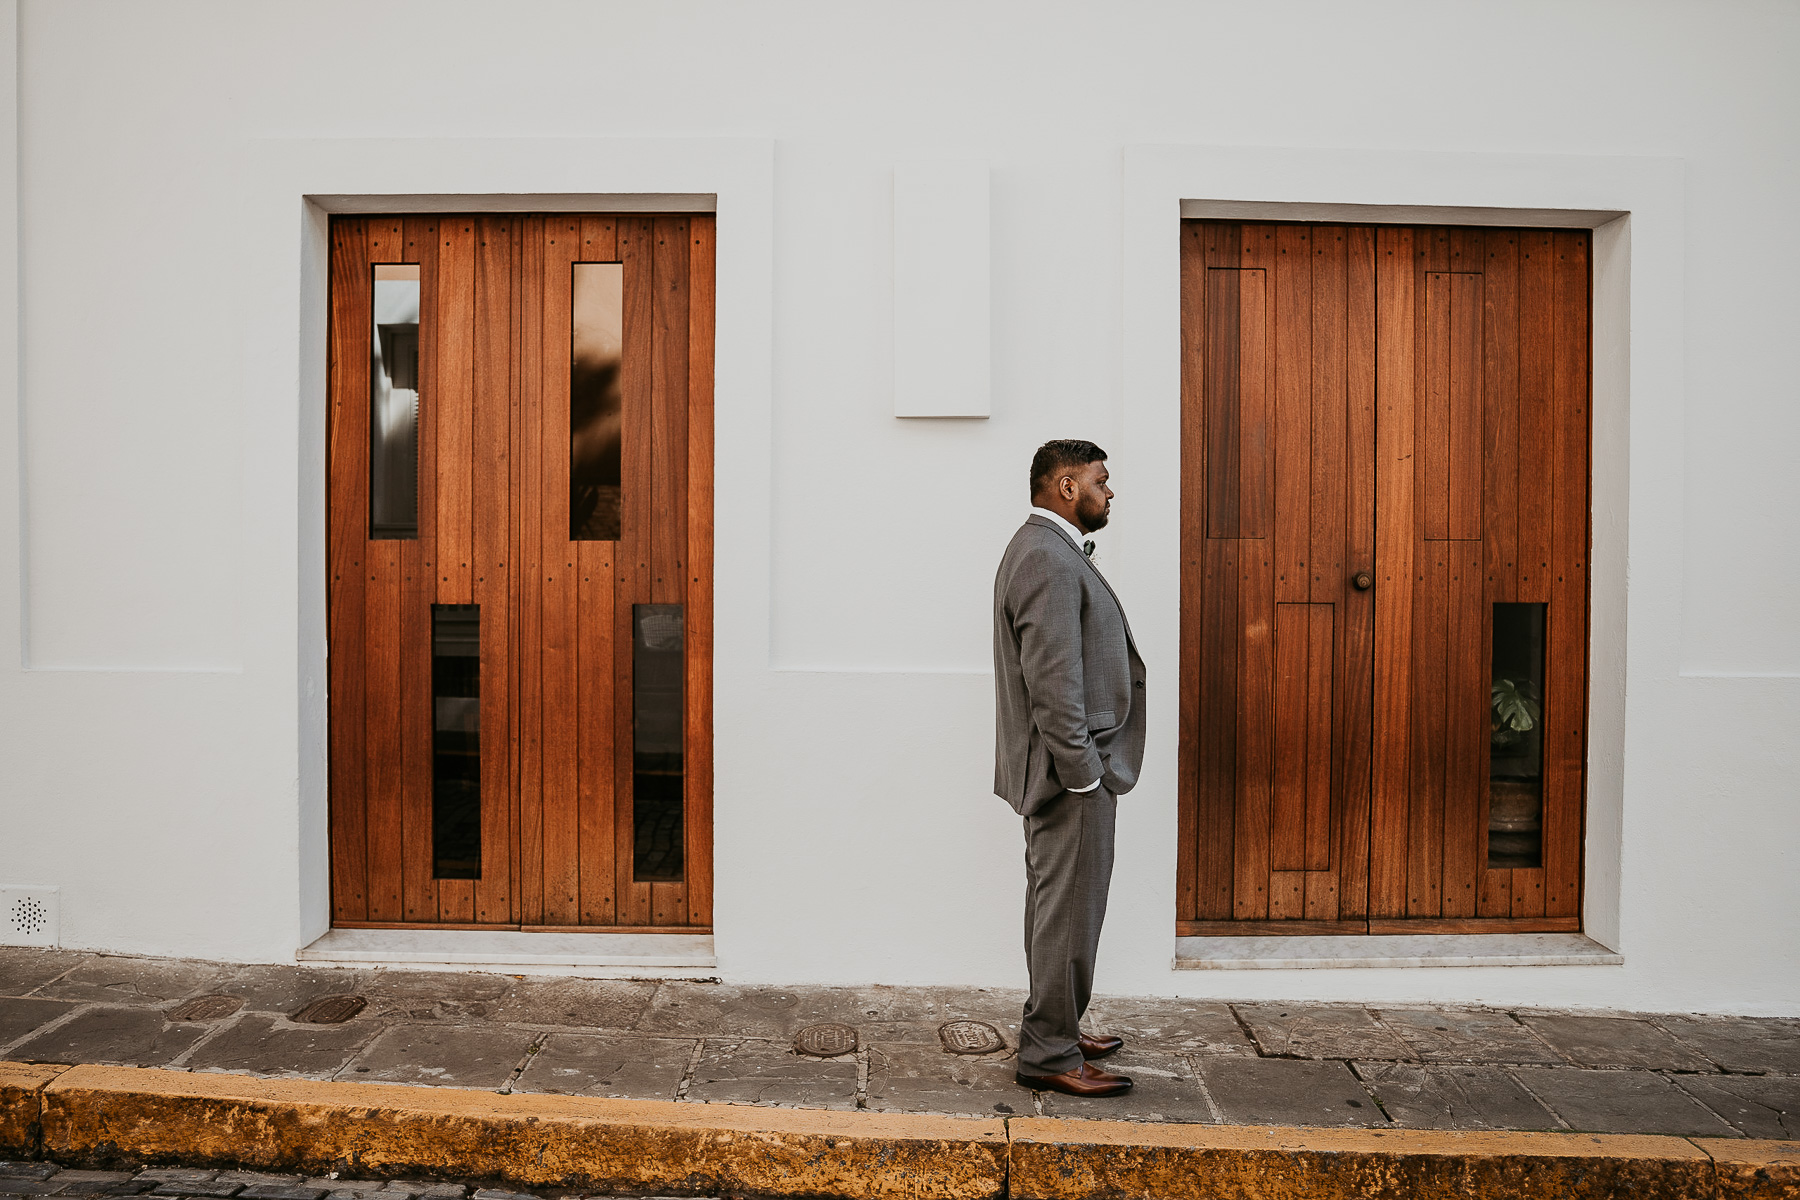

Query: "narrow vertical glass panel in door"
left=633, top=604, right=684, bottom=882
left=571, top=262, right=624, bottom=540
left=1489, top=603, right=1546, bottom=869
left=432, top=604, right=481, bottom=879
left=371, top=264, right=421, bottom=539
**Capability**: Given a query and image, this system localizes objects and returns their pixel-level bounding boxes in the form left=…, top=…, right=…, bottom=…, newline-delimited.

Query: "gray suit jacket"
left=993, top=515, right=1147, bottom=816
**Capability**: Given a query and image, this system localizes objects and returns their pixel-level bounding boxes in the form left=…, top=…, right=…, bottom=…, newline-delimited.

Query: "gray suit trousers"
left=1019, top=785, right=1116, bottom=1076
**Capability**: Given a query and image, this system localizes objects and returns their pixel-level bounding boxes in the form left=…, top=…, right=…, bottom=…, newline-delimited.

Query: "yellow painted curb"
left=1007, top=1116, right=1718, bottom=1200
left=3, top=1062, right=1798, bottom=1200
left=1699, top=1139, right=1800, bottom=1200
left=38, top=1065, right=1007, bottom=1199
left=0, top=1062, right=69, bottom=1154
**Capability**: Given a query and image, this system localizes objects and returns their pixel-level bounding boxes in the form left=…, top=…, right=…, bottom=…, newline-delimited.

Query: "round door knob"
left=1353, top=571, right=1373, bottom=591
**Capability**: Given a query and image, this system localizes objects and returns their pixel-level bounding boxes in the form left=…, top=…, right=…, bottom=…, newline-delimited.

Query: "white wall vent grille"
left=0, top=887, right=60, bottom=947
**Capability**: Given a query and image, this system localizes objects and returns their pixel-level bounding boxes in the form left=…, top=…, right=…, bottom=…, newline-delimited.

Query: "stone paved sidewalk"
left=2, top=947, right=1795, bottom=1139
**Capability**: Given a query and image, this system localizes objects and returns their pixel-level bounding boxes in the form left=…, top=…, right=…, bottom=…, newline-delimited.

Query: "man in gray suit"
left=993, top=439, right=1146, bottom=1098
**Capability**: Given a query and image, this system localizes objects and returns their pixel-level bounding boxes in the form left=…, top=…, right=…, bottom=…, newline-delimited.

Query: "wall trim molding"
left=1113, top=144, right=1685, bottom=978
left=234, top=136, right=773, bottom=959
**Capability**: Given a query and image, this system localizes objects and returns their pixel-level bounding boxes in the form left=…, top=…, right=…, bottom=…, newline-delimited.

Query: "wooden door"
left=326, top=213, right=714, bottom=932
left=1178, top=221, right=1590, bottom=936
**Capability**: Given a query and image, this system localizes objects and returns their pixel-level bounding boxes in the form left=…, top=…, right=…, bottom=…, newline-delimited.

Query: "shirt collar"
left=1029, top=506, right=1088, bottom=550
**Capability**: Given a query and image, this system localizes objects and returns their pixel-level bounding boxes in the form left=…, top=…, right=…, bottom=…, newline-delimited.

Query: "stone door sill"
left=1174, top=932, right=1621, bottom=970
left=299, top=928, right=718, bottom=977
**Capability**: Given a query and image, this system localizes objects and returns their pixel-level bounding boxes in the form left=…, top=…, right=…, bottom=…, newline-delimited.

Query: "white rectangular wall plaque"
left=893, top=161, right=990, bottom=417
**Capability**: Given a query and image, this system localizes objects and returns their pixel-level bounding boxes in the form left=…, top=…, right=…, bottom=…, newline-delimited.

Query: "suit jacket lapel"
left=1023, top=515, right=1140, bottom=653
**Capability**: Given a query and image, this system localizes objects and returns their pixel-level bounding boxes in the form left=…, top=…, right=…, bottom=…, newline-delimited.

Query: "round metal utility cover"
left=168, top=994, right=243, bottom=1022
left=292, top=994, right=367, bottom=1025
left=793, top=1023, right=858, bottom=1058
left=939, top=1020, right=1006, bottom=1055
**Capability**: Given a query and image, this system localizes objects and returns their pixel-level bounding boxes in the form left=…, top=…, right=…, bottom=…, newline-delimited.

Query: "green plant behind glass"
left=1491, top=677, right=1541, bottom=751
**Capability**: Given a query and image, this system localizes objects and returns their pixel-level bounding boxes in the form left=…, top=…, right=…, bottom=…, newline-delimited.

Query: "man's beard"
left=1077, top=496, right=1109, bottom=532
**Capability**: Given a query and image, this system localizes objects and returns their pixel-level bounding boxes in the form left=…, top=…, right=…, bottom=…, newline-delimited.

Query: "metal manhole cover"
left=168, top=994, right=243, bottom=1022
left=939, top=1020, right=1005, bottom=1055
left=292, top=994, right=367, bottom=1025
left=794, top=1023, right=858, bottom=1057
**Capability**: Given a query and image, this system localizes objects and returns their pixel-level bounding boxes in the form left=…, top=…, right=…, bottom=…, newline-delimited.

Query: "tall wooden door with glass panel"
left=326, top=214, right=714, bottom=930
left=1176, top=222, right=1590, bottom=934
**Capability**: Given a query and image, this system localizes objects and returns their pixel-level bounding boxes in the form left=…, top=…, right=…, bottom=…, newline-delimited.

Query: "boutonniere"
left=1083, top=539, right=1096, bottom=558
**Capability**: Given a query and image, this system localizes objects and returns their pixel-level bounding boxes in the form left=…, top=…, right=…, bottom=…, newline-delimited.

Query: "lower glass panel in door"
left=633, top=604, right=684, bottom=882
left=1489, top=602, right=1546, bottom=870
left=432, top=604, right=481, bottom=879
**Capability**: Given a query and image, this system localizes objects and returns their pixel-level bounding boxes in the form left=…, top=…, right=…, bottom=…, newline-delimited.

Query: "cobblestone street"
left=0, top=1162, right=604, bottom=1200
left=3, top=947, right=1796, bottom=1138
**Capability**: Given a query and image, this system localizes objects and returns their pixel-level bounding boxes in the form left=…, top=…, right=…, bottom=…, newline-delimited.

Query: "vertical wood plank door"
left=326, top=212, right=715, bottom=932
left=1178, top=220, right=1590, bottom=937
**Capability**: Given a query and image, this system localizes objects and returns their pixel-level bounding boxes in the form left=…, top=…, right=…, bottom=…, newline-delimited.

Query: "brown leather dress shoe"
left=1079, top=1032, right=1124, bottom=1060
left=1015, top=1060, right=1134, bottom=1097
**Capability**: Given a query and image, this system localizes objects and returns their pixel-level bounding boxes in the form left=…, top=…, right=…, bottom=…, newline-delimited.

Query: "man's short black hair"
left=1029, top=439, right=1107, bottom=499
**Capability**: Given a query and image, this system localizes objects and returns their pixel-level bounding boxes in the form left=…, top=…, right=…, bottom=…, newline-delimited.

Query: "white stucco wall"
left=0, top=0, right=1795, bottom=1015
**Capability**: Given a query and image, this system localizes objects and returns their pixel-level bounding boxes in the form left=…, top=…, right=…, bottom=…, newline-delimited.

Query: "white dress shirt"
left=1029, top=505, right=1088, bottom=554
left=1027, top=507, right=1101, bottom=794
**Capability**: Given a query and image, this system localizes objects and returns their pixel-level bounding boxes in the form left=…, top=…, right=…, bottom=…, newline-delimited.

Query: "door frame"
left=1119, top=145, right=1682, bottom=957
